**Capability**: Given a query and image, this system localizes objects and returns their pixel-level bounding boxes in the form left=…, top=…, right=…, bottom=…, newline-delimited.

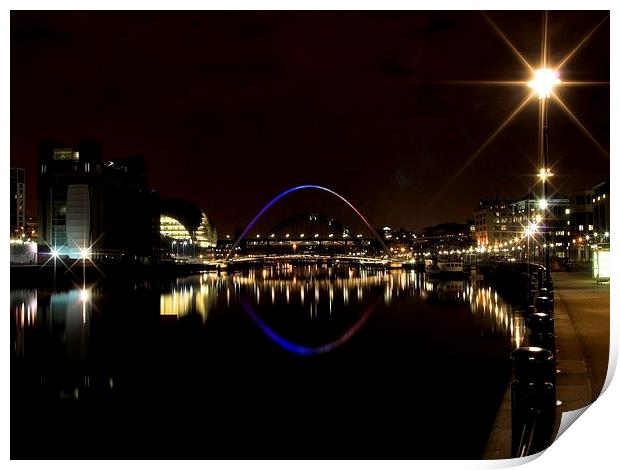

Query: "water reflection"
left=11, top=266, right=526, bottom=458
left=12, top=288, right=94, bottom=359
left=154, top=267, right=525, bottom=354
left=159, top=279, right=217, bottom=322
left=422, top=279, right=526, bottom=349
left=11, top=267, right=526, bottom=378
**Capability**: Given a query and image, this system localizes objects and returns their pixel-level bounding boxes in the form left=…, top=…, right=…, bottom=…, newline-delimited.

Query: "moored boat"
left=427, top=261, right=465, bottom=279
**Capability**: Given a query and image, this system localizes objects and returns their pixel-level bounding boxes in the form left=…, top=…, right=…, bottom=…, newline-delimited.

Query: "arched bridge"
left=217, top=185, right=402, bottom=267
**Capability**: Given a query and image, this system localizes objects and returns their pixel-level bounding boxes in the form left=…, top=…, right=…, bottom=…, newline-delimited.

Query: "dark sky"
left=11, top=11, right=609, bottom=236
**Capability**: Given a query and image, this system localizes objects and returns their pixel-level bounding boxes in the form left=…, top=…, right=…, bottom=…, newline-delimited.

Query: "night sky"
left=11, top=11, right=609, bottom=236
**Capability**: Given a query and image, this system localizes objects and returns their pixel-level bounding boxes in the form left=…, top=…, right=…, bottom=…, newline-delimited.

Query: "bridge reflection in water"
left=157, top=266, right=526, bottom=354
left=11, top=266, right=526, bottom=458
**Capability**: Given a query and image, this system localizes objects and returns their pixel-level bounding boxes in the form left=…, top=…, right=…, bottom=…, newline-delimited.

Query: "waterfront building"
left=472, top=199, right=515, bottom=248
left=10, top=167, right=26, bottom=237
left=10, top=239, right=37, bottom=265
left=566, top=182, right=609, bottom=264
left=159, top=198, right=217, bottom=258
left=591, top=182, right=609, bottom=235
left=569, top=188, right=594, bottom=236
left=416, top=222, right=473, bottom=256
left=25, top=216, right=38, bottom=240
left=568, top=187, right=594, bottom=262
left=37, top=140, right=159, bottom=261
left=510, top=194, right=570, bottom=262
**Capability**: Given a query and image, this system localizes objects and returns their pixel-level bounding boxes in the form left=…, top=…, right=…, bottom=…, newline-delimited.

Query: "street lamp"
left=529, top=66, right=560, bottom=287
left=537, top=168, right=554, bottom=182
left=528, top=68, right=560, bottom=99
left=525, top=222, right=539, bottom=238
left=51, top=247, right=60, bottom=287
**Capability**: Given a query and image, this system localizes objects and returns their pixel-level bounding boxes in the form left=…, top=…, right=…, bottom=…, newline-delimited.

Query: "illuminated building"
left=159, top=198, right=217, bottom=257
left=417, top=222, right=473, bottom=255
left=568, top=188, right=594, bottom=262
left=591, top=182, right=609, bottom=235
left=510, top=195, right=570, bottom=260
left=37, top=139, right=159, bottom=261
left=568, top=182, right=609, bottom=264
left=10, top=167, right=26, bottom=237
left=472, top=199, right=515, bottom=247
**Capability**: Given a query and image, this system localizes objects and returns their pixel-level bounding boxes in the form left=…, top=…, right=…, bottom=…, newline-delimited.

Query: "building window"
left=588, top=225, right=593, bottom=231
left=565, top=208, right=570, bottom=215
left=41, top=164, right=46, bottom=174
left=579, top=224, right=584, bottom=231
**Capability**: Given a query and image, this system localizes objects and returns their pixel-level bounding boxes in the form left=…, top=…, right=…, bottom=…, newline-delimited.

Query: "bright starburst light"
left=528, top=68, right=561, bottom=99
left=426, top=11, right=609, bottom=205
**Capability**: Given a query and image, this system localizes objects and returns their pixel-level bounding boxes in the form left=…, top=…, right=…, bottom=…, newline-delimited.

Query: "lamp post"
left=528, top=67, right=560, bottom=287
left=51, top=247, right=59, bottom=288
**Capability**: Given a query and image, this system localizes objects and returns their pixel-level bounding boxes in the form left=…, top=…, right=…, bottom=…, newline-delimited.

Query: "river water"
left=11, top=265, right=526, bottom=458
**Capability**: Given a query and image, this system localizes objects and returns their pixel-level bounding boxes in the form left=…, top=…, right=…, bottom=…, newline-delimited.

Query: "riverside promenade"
left=484, top=270, right=610, bottom=459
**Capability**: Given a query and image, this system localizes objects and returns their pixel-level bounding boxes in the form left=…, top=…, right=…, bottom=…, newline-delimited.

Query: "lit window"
left=579, top=225, right=584, bottom=231
left=588, top=225, right=593, bottom=231
left=565, top=208, right=570, bottom=215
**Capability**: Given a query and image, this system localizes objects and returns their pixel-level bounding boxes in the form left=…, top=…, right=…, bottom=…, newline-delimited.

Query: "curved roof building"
left=159, top=198, right=217, bottom=248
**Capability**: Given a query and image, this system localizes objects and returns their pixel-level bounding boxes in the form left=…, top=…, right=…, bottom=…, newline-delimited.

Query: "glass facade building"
left=10, top=167, right=26, bottom=237
left=37, top=140, right=159, bottom=261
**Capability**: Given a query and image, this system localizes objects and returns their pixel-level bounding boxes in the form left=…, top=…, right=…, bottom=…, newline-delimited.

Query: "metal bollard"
left=545, top=277, right=554, bottom=291
left=534, top=296, right=554, bottom=314
left=536, top=266, right=543, bottom=290
left=510, top=347, right=557, bottom=457
left=539, top=287, right=554, bottom=301
left=511, top=347, right=555, bottom=383
left=526, top=313, right=556, bottom=358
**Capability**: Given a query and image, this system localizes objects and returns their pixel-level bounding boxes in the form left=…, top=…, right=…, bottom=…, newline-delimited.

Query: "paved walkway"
left=483, top=271, right=610, bottom=459
left=553, top=272, right=610, bottom=406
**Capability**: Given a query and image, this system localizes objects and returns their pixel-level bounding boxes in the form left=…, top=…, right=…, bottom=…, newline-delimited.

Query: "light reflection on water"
left=12, top=267, right=526, bottom=362
left=11, top=266, right=528, bottom=458
left=12, top=289, right=94, bottom=360
left=154, top=266, right=527, bottom=353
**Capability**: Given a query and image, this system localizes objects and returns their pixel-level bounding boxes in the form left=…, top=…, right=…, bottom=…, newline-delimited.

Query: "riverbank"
left=483, top=271, right=610, bottom=459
